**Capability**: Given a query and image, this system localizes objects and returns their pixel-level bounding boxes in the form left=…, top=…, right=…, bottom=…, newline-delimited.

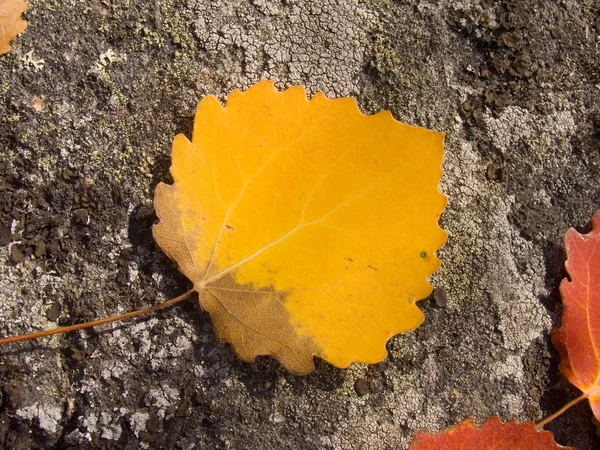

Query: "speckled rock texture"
left=1, top=0, right=599, bottom=449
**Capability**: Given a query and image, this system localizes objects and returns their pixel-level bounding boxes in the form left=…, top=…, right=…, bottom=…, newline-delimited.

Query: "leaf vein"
left=206, top=290, right=298, bottom=352
left=204, top=164, right=403, bottom=286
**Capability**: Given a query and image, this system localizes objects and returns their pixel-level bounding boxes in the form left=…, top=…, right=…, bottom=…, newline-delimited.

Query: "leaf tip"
left=0, top=0, right=28, bottom=55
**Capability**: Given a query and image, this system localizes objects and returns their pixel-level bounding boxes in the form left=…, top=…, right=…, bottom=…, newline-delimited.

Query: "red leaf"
left=552, top=209, right=600, bottom=421
left=409, top=417, right=573, bottom=450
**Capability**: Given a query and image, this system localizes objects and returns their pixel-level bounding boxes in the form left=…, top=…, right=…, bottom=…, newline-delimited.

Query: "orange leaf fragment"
left=153, top=81, right=447, bottom=374
left=552, top=209, right=600, bottom=421
left=409, top=417, right=574, bottom=450
left=0, top=0, right=27, bottom=55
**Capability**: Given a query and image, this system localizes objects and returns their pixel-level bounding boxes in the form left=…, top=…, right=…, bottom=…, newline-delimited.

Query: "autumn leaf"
left=552, top=209, right=600, bottom=421
left=0, top=0, right=27, bottom=55
left=153, top=81, right=447, bottom=374
left=409, top=417, right=574, bottom=450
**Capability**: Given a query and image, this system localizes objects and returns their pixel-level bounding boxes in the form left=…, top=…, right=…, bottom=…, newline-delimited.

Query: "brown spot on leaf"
left=200, top=272, right=320, bottom=375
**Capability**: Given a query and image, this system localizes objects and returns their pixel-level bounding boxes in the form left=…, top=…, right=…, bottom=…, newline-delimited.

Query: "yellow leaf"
left=153, top=81, right=447, bottom=374
left=0, top=0, right=27, bottom=55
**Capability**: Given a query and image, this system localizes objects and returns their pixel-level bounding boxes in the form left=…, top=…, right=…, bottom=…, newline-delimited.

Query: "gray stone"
left=0, top=0, right=599, bottom=448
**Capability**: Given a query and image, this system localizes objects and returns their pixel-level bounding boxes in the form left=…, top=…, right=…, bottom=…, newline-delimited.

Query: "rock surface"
left=1, top=0, right=599, bottom=448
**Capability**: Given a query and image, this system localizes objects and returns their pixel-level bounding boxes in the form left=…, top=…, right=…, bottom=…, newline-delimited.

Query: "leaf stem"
left=536, top=393, right=587, bottom=429
left=0, top=289, right=195, bottom=345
